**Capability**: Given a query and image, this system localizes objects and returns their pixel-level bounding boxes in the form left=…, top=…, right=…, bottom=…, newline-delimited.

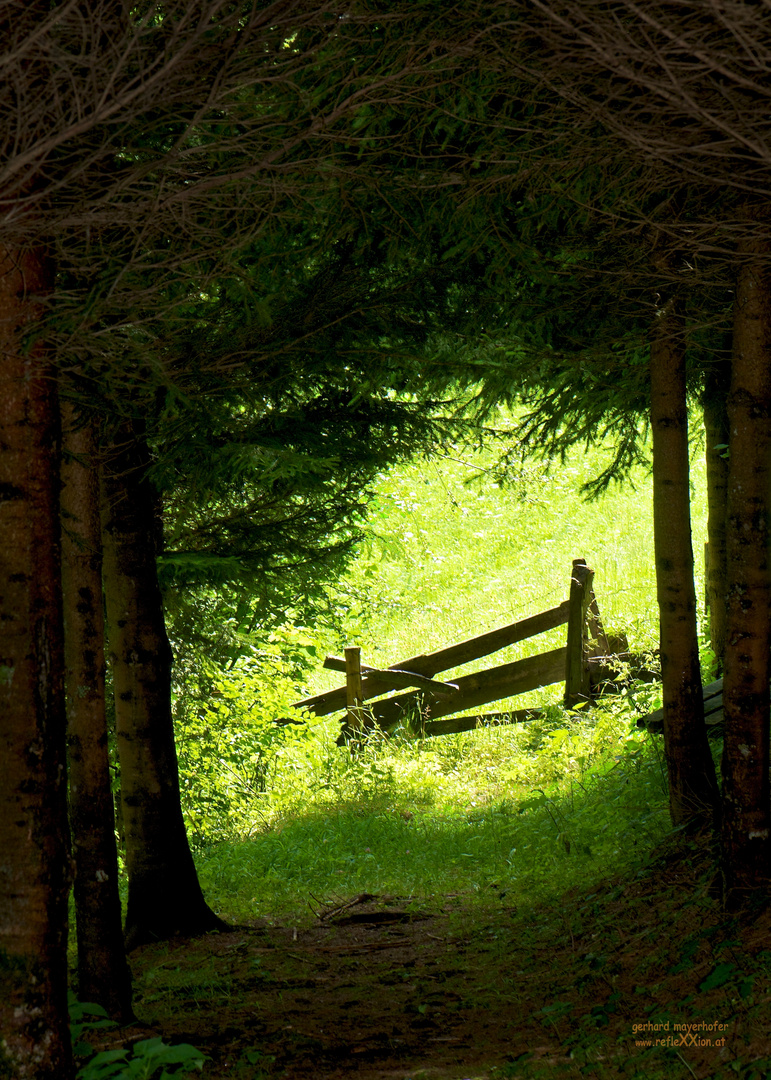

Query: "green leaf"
left=518, top=794, right=546, bottom=813
left=739, top=976, right=755, bottom=999
left=76, top=1048, right=129, bottom=1080
left=699, top=962, right=736, bottom=991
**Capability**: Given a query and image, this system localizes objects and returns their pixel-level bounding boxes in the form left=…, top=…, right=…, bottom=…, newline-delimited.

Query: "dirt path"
left=110, top=840, right=771, bottom=1079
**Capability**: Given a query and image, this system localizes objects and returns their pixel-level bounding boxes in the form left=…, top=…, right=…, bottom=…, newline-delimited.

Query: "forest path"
left=113, top=839, right=768, bottom=1080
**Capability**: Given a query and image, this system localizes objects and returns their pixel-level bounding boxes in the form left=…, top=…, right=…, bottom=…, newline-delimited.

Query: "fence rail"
left=284, top=557, right=620, bottom=742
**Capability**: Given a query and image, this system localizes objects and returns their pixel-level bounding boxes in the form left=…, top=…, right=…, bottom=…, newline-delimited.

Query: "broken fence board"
left=637, top=678, right=724, bottom=733
left=421, top=708, right=544, bottom=738
left=293, top=601, right=570, bottom=717
left=361, top=647, right=567, bottom=731
left=323, top=658, right=459, bottom=698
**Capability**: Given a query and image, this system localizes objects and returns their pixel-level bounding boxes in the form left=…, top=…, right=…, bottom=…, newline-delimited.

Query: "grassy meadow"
left=186, top=425, right=714, bottom=926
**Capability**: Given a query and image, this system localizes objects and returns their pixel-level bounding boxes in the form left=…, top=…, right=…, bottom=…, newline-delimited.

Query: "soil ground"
left=95, top=836, right=771, bottom=1080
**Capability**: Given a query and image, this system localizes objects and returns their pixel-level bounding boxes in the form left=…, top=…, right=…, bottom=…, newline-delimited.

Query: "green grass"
left=197, top=716, right=672, bottom=925
left=301, top=423, right=709, bottom=702
left=333, top=446, right=663, bottom=666
left=182, top=423, right=713, bottom=923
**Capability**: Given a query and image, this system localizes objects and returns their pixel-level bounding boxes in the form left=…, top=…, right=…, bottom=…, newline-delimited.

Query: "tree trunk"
left=703, top=347, right=732, bottom=672
left=650, top=295, right=720, bottom=830
left=61, top=403, right=134, bottom=1019
left=0, top=245, right=72, bottom=1077
left=101, top=420, right=228, bottom=950
left=721, top=234, right=771, bottom=905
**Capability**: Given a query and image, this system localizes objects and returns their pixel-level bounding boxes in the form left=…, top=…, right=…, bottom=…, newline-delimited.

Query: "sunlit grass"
left=197, top=705, right=672, bottom=925
left=185, top=419, right=712, bottom=922
left=306, top=425, right=708, bottom=697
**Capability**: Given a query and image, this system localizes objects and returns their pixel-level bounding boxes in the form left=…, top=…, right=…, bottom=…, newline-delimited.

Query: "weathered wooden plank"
left=361, top=647, right=567, bottom=731
left=638, top=678, right=724, bottom=733
left=345, top=646, right=366, bottom=732
left=421, top=708, right=544, bottom=737
left=587, top=594, right=610, bottom=657
left=638, top=703, right=662, bottom=731
left=702, top=678, right=724, bottom=724
left=323, top=657, right=459, bottom=698
left=564, top=559, right=593, bottom=707
left=294, top=601, right=570, bottom=717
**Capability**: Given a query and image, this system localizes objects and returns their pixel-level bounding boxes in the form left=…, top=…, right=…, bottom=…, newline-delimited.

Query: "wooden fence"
left=285, top=557, right=622, bottom=743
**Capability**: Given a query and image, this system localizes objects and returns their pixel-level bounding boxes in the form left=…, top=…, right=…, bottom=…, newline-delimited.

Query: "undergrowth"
left=168, top=421, right=712, bottom=925
left=195, top=698, right=675, bottom=925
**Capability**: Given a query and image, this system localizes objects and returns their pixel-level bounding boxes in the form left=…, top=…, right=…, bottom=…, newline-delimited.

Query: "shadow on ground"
left=94, top=837, right=771, bottom=1080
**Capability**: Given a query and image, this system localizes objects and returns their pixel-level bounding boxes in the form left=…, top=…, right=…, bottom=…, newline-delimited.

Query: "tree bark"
left=101, top=420, right=228, bottom=950
left=721, top=232, right=771, bottom=906
left=703, top=348, right=732, bottom=672
left=650, top=294, right=720, bottom=830
left=61, top=403, right=134, bottom=1019
left=0, top=245, right=72, bottom=1077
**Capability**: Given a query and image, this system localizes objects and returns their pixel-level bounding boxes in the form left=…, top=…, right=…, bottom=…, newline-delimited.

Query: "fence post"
left=345, top=645, right=365, bottom=734
left=564, top=558, right=593, bottom=707
left=587, top=594, right=610, bottom=658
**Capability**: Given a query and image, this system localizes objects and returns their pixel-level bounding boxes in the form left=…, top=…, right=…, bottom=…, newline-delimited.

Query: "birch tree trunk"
left=101, top=421, right=228, bottom=950
left=0, top=244, right=72, bottom=1077
left=61, top=403, right=133, bottom=1018
left=650, top=294, right=720, bottom=830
